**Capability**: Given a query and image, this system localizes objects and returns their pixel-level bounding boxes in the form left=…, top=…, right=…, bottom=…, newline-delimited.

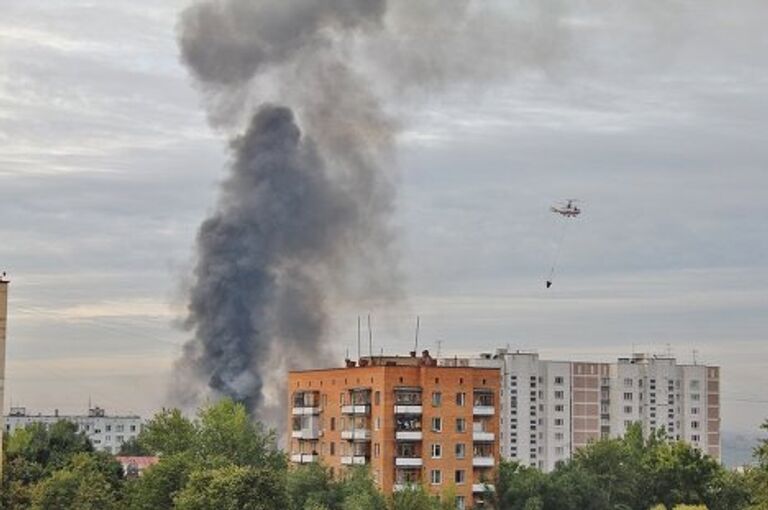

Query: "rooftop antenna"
left=414, top=315, right=421, bottom=353
left=367, top=314, right=373, bottom=359
left=436, top=339, right=443, bottom=359
left=666, top=343, right=673, bottom=358
left=357, top=316, right=361, bottom=360
left=692, top=348, right=699, bottom=365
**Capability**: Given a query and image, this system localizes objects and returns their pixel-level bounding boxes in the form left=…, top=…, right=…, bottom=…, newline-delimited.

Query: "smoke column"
left=172, top=0, right=571, bottom=423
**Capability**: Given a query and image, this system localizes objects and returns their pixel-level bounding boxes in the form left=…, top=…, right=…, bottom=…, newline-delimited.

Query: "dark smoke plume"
left=172, top=0, right=571, bottom=423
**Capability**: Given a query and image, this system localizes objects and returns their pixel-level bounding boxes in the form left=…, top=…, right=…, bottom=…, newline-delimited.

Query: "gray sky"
left=1, top=0, right=767, bottom=434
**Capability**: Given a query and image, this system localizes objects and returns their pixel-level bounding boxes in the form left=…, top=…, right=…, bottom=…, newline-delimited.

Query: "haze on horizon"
left=0, top=0, right=766, bottom=438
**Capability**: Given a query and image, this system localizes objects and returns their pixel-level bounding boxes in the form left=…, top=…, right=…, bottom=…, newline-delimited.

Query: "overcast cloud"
left=0, top=0, right=766, bottom=435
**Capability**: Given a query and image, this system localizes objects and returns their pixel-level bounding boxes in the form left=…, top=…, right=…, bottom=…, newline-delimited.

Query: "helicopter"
left=545, top=199, right=583, bottom=288
left=550, top=199, right=581, bottom=218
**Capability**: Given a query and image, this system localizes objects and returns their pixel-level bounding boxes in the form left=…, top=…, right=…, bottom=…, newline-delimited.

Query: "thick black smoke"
left=172, top=0, right=572, bottom=423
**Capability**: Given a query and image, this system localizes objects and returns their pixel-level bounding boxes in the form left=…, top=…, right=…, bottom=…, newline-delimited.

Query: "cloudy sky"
left=1, top=0, right=767, bottom=435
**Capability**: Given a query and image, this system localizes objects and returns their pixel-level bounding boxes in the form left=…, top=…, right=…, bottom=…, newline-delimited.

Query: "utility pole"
left=0, top=274, right=10, bottom=486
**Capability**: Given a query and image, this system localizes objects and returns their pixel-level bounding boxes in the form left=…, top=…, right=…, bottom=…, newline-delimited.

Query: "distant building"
left=450, top=349, right=721, bottom=472
left=115, top=456, right=160, bottom=477
left=288, top=350, right=500, bottom=510
left=4, top=406, right=143, bottom=454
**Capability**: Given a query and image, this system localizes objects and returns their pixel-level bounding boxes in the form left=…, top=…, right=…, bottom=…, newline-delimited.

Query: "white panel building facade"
left=447, top=349, right=720, bottom=472
left=4, top=406, right=143, bottom=454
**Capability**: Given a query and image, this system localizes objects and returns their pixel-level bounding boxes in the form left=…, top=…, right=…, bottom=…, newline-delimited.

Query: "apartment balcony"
left=341, top=404, right=370, bottom=415
left=472, top=483, right=495, bottom=493
left=472, top=456, right=495, bottom=467
left=292, top=406, right=321, bottom=416
left=291, top=429, right=320, bottom=440
left=394, top=405, right=423, bottom=415
left=395, top=431, right=423, bottom=441
left=341, top=429, right=371, bottom=441
left=290, top=453, right=318, bottom=464
left=473, top=406, right=495, bottom=416
left=395, top=457, right=423, bottom=467
left=472, top=431, right=495, bottom=442
left=340, top=455, right=367, bottom=466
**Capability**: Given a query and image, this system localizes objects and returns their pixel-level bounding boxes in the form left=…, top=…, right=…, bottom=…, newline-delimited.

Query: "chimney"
left=0, top=275, right=9, bottom=486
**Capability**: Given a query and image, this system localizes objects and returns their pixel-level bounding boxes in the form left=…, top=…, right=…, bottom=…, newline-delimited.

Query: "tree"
left=138, top=408, right=196, bottom=456
left=339, top=467, right=386, bottom=510
left=30, top=453, right=121, bottom=510
left=287, top=463, right=341, bottom=510
left=389, top=485, right=437, bottom=510
left=174, top=464, right=287, bottom=510
left=119, top=436, right=151, bottom=456
left=195, top=399, right=285, bottom=470
left=124, top=453, right=194, bottom=510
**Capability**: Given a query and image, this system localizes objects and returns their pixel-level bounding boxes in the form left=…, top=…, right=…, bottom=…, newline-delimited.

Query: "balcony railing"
left=473, top=405, right=495, bottom=416
left=472, top=483, right=495, bottom=493
left=341, top=429, right=371, bottom=441
left=291, top=429, right=320, bottom=440
left=394, top=405, right=423, bottom=414
left=472, top=431, right=494, bottom=442
left=395, top=430, right=423, bottom=441
left=340, top=456, right=367, bottom=466
left=472, top=456, right=495, bottom=467
left=395, top=457, right=423, bottom=467
left=341, top=404, right=370, bottom=415
left=290, top=453, right=318, bottom=464
left=292, top=406, right=321, bottom=416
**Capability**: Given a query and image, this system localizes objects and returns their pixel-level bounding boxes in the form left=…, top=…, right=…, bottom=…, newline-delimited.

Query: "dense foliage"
left=2, top=402, right=767, bottom=510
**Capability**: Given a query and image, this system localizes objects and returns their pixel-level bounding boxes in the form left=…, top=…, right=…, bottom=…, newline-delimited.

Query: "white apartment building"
left=4, top=406, right=143, bottom=454
left=444, top=349, right=720, bottom=472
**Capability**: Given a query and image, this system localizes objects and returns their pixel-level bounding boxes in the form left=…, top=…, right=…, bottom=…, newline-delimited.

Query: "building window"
left=432, top=392, right=442, bottom=407
left=456, top=418, right=466, bottom=433
left=554, top=418, right=564, bottom=426
left=330, top=442, right=335, bottom=456
left=374, top=391, right=380, bottom=405
left=455, top=469, right=466, bottom=484
left=554, top=391, right=564, bottom=400
left=554, top=376, right=564, bottom=385
left=455, top=496, right=466, bottom=510
left=691, top=393, right=700, bottom=401
left=456, top=392, right=466, bottom=406
left=623, top=392, right=633, bottom=401
left=374, top=443, right=380, bottom=458
left=455, top=443, right=466, bottom=459
left=555, top=446, right=565, bottom=455
left=430, top=470, right=442, bottom=485
left=431, top=443, right=442, bottom=458
left=624, top=406, right=632, bottom=414
left=691, top=421, right=700, bottom=430
left=330, top=417, right=335, bottom=431
left=691, top=407, right=699, bottom=415
left=431, top=417, right=442, bottom=432
left=555, top=404, right=564, bottom=412
left=375, top=417, right=381, bottom=431
left=690, top=380, right=700, bottom=390
left=692, top=434, right=700, bottom=442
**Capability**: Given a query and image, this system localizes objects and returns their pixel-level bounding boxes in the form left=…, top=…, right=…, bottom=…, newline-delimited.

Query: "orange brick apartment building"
left=288, top=350, right=500, bottom=509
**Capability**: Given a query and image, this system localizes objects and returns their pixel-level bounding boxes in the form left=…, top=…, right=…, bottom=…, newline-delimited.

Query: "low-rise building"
left=4, top=405, right=143, bottom=454
left=288, top=350, right=500, bottom=509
